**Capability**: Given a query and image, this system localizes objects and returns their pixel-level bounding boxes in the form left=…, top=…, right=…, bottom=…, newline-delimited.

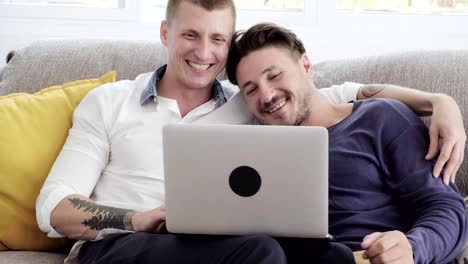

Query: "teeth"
left=188, top=61, right=210, bottom=71
left=267, top=99, right=286, bottom=113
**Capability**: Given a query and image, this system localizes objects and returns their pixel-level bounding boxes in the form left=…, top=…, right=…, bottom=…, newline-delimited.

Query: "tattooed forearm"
left=68, top=198, right=136, bottom=231
left=361, top=85, right=385, bottom=98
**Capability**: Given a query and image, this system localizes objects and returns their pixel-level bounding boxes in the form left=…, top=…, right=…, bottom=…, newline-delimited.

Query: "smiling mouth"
left=187, top=61, right=212, bottom=71
left=266, top=98, right=287, bottom=114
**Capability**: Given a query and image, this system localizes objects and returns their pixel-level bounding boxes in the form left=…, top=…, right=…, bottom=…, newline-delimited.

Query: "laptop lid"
left=162, top=124, right=328, bottom=238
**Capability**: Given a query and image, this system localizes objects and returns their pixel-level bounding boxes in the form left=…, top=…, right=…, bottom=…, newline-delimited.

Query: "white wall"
left=1, top=8, right=468, bottom=67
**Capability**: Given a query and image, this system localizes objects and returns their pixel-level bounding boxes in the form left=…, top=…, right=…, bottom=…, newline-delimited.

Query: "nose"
left=194, top=38, right=210, bottom=61
left=258, top=84, right=276, bottom=106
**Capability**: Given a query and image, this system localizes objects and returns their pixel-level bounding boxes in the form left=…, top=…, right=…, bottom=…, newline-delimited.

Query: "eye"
left=268, top=72, right=281, bottom=80
left=245, top=86, right=257, bottom=96
left=213, top=37, right=225, bottom=43
left=183, top=33, right=196, bottom=39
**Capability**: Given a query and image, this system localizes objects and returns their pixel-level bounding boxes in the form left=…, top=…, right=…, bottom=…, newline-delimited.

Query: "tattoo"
left=362, top=85, right=385, bottom=98
left=68, top=198, right=135, bottom=231
left=123, top=211, right=136, bottom=231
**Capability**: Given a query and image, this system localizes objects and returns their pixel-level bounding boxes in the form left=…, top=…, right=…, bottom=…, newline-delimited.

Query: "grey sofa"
left=0, top=40, right=467, bottom=263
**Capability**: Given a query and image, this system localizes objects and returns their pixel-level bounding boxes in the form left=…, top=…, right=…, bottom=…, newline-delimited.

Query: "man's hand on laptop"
left=360, top=231, right=414, bottom=264
left=132, top=205, right=166, bottom=233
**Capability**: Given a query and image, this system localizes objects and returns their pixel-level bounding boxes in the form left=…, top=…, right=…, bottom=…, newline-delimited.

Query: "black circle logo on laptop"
left=229, top=166, right=262, bottom=197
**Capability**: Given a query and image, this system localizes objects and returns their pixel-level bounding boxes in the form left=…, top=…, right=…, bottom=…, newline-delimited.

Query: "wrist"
left=428, top=93, right=452, bottom=115
left=125, top=211, right=137, bottom=231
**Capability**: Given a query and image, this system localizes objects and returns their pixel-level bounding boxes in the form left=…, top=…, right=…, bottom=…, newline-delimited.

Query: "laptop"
left=162, top=124, right=329, bottom=238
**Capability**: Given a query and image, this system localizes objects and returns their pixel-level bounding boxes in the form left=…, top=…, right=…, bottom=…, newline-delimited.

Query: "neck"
left=300, top=93, right=353, bottom=128
left=157, top=70, right=214, bottom=117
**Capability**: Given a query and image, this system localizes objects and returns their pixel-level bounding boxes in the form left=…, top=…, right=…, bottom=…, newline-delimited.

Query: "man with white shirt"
left=35, top=0, right=466, bottom=263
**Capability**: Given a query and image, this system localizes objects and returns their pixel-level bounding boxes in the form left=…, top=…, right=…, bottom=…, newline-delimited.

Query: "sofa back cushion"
left=1, top=40, right=466, bottom=194
left=314, top=50, right=468, bottom=194
left=0, top=39, right=166, bottom=95
left=0, top=71, right=116, bottom=251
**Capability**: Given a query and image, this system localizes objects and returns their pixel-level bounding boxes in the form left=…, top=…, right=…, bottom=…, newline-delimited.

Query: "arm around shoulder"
left=358, top=84, right=466, bottom=183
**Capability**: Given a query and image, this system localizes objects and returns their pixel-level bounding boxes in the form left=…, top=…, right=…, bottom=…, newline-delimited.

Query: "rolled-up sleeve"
left=36, top=87, right=111, bottom=237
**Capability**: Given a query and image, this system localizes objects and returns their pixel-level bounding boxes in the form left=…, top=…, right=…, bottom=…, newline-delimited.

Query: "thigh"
left=276, top=237, right=355, bottom=264
left=78, top=232, right=287, bottom=264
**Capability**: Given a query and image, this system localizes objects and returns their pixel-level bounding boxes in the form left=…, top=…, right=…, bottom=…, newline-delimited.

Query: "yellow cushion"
left=0, top=72, right=116, bottom=251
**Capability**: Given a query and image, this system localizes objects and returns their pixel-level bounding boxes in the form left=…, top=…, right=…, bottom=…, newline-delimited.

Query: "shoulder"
left=355, top=98, right=421, bottom=126
left=352, top=99, right=428, bottom=147
left=83, top=72, right=152, bottom=105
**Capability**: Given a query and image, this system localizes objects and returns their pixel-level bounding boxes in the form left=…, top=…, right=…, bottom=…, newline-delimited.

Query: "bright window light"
left=0, top=0, right=125, bottom=8
left=336, top=0, right=468, bottom=15
left=149, top=0, right=304, bottom=10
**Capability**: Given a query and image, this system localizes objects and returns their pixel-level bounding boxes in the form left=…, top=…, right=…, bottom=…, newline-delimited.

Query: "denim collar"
left=140, top=65, right=227, bottom=107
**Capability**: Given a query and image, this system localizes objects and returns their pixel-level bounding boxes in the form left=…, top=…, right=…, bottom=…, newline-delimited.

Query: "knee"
left=323, top=242, right=355, bottom=264
left=242, top=235, right=286, bottom=264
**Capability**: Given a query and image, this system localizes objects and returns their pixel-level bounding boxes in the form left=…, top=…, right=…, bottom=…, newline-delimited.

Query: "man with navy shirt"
left=226, top=22, right=467, bottom=263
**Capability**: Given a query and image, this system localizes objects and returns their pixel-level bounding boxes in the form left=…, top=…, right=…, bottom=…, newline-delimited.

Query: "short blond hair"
left=166, top=0, right=236, bottom=26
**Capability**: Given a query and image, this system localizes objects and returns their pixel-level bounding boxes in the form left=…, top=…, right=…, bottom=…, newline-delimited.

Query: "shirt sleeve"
left=379, top=107, right=467, bottom=263
left=319, top=82, right=362, bottom=104
left=35, top=87, right=111, bottom=238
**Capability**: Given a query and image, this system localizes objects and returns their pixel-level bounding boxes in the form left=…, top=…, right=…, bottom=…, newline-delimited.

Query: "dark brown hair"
left=166, top=0, right=236, bottom=25
left=226, top=23, right=306, bottom=85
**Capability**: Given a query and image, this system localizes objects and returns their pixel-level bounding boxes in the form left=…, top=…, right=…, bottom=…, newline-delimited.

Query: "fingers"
left=157, top=208, right=166, bottom=220
left=426, top=127, right=440, bottom=161
left=154, top=220, right=166, bottom=233
left=452, top=142, right=465, bottom=183
left=362, top=231, right=413, bottom=264
left=444, top=142, right=464, bottom=184
left=362, top=232, right=383, bottom=250
left=439, top=140, right=461, bottom=185
left=363, top=233, right=399, bottom=260
left=151, top=205, right=166, bottom=214
left=433, top=137, right=456, bottom=183
left=150, top=209, right=166, bottom=233
left=367, top=245, right=405, bottom=264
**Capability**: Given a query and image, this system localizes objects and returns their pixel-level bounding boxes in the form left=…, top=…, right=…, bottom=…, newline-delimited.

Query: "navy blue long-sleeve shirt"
left=328, top=99, right=467, bottom=263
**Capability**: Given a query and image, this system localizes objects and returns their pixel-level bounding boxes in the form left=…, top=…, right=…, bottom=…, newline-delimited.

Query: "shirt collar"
left=140, top=65, right=227, bottom=107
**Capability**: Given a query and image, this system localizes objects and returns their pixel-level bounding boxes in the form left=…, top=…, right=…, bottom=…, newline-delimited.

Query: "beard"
left=293, top=93, right=313, bottom=126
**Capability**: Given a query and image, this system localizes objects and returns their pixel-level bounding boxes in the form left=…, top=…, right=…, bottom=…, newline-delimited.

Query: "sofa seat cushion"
left=0, top=251, right=66, bottom=264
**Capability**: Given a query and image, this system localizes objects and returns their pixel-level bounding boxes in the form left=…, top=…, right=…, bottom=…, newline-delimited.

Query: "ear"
left=160, top=20, right=169, bottom=46
left=302, top=54, right=314, bottom=78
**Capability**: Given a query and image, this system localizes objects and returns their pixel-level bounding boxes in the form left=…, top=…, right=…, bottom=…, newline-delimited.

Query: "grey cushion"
left=0, top=39, right=168, bottom=95
left=0, top=251, right=66, bottom=264
left=314, top=50, right=468, bottom=195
